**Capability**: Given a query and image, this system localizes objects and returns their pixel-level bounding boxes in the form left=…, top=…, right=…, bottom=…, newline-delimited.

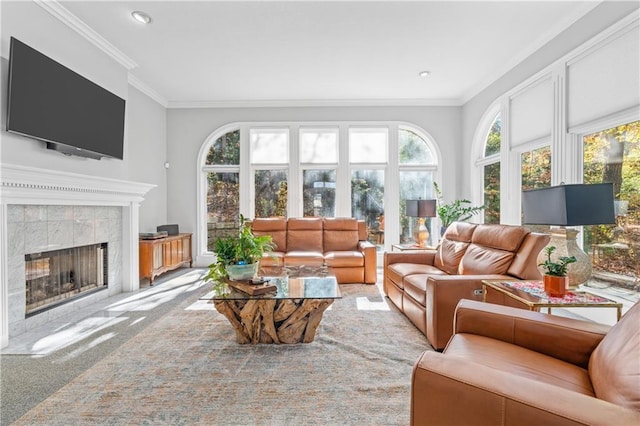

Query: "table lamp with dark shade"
left=522, top=183, right=615, bottom=288
left=406, top=199, right=437, bottom=247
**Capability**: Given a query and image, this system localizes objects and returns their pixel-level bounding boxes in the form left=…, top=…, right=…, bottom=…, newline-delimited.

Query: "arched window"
left=475, top=112, right=502, bottom=224
left=202, top=128, right=240, bottom=252
left=197, top=121, right=441, bottom=260
left=398, top=126, right=438, bottom=246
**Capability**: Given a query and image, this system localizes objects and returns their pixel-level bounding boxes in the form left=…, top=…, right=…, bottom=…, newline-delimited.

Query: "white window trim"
left=195, top=121, right=442, bottom=265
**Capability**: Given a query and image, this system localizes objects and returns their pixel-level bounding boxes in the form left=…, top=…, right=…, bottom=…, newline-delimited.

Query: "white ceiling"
left=56, top=0, right=598, bottom=107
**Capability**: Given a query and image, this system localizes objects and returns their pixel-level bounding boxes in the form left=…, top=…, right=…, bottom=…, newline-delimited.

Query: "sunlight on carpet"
left=14, top=283, right=432, bottom=425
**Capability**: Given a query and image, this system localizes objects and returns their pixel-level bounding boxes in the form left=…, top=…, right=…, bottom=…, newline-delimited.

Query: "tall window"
left=300, top=128, right=338, bottom=217
left=204, top=129, right=240, bottom=251
left=251, top=129, right=289, bottom=218
left=583, top=120, right=639, bottom=285
left=482, top=114, right=501, bottom=224
left=350, top=128, right=387, bottom=249
left=399, top=128, right=436, bottom=245
left=521, top=145, right=551, bottom=233
left=198, top=122, right=440, bottom=258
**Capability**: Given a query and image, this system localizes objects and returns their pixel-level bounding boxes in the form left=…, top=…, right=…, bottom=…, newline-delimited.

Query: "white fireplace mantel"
left=0, top=163, right=156, bottom=348
left=1, top=163, right=155, bottom=205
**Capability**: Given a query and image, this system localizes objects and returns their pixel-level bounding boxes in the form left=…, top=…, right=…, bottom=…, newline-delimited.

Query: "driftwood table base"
left=213, top=298, right=335, bottom=344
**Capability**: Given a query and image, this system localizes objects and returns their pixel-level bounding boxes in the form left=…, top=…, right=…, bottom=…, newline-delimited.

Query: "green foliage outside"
left=483, top=115, right=501, bottom=223
left=583, top=121, right=640, bottom=280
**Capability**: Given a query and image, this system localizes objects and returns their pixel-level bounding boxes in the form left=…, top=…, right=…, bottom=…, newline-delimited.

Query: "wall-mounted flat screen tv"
left=6, top=37, right=125, bottom=160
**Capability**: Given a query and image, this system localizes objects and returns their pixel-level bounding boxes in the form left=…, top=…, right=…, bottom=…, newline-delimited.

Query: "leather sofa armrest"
left=453, top=299, right=610, bottom=368
left=411, top=351, right=640, bottom=426
left=424, top=274, right=511, bottom=350
left=383, top=250, right=436, bottom=267
left=358, top=240, right=377, bottom=284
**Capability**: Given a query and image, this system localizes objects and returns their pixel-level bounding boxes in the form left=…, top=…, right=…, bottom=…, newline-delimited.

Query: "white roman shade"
left=567, top=24, right=640, bottom=129
left=509, top=77, right=553, bottom=147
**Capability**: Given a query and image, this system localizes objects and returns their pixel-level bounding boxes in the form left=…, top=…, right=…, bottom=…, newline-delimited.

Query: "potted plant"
left=205, top=215, right=275, bottom=283
left=433, top=182, right=484, bottom=234
left=538, top=246, right=577, bottom=297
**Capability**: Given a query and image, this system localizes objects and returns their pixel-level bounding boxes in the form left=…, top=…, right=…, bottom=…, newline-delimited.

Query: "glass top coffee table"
left=204, top=265, right=341, bottom=344
left=482, top=280, right=622, bottom=321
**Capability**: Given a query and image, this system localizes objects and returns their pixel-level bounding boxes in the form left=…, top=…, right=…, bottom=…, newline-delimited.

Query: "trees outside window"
left=303, top=170, right=336, bottom=217
left=521, top=145, right=551, bottom=233
left=199, top=123, right=440, bottom=258
left=482, top=115, right=501, bottom=224
left=583, top=120, right=640, bottom=285
left=204, top=130, right=240, bottom=250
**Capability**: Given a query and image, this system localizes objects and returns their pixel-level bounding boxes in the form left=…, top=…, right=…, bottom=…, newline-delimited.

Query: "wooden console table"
left=139, top=233, right=192, bottom=284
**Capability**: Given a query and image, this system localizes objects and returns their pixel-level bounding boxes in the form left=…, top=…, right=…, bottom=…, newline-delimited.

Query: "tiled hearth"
left=0, top=164, right=155, bottom=348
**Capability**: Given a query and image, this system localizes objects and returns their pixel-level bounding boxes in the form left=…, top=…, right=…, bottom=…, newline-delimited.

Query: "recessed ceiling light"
left=418, top=71, right=431, bottom=78
left=131, top=11, right=152, bottom=24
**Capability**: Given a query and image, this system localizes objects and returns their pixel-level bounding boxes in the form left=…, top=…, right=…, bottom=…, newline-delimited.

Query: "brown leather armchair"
left=411, top=299, right=640, bottom=425
left=384, top=222, right=549, bottom=349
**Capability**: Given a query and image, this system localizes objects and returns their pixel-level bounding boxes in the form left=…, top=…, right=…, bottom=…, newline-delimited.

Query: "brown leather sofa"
left=251, top=217, right=377, bottom=284
left=383, top=222, right=549, bottom=349
left=411, top=299, right=640, bottom=425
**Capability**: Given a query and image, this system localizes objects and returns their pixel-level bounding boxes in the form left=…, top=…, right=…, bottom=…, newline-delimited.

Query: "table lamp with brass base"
left=406, top=199, right=437, bottom=247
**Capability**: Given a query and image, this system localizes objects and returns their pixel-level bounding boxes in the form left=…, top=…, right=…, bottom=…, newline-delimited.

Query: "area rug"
left=14, top=282, right=432, bottom=425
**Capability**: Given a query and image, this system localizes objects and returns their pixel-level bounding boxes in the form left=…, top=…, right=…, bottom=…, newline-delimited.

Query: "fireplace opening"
left=25, top=243, right=108, bottom=316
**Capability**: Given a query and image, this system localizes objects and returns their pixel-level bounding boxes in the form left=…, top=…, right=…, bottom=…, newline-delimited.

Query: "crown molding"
left=33, top=0, right=138, bottom=70
left=128, top=74, right=169, bottom=107
left=168, top=97, right=462, bottom=109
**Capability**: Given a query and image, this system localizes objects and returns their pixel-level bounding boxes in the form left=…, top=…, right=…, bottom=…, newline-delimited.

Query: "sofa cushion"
left=434, top=222, right=476, bottom=274
left=387, top=263, right=445, bottom=289
left=323, top=218, right=359, bottom=252
left=252, top=217, right=287, bottom=252
left=324, top=251, right=363, bottom=267
left=446, top=333, right=595, bottom=397
left=287, top=218, right=323, bottom=252
left=259, top=252, right=284, bottom=267
left=284, top=251, right=324, bottom=266
left=459, top=244, right=515, bottom=275
left=471, top=223, right=528, bottom=252
left=434, top=240, right=470, bottom=275
left=403, top=274, right=436, bottom=306
left=589, top=301, right=640, bottom=411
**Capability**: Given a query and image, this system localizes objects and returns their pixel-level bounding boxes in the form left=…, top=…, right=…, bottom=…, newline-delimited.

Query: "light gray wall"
left=460, top=1, right=640, bottom=199
left=0, top=1, right=128, bottom=178
left=166, top=106, right=462, bottom=235
left=126, top=87, right=168, bottom=232
left=0, top=1, right=167, bottom=232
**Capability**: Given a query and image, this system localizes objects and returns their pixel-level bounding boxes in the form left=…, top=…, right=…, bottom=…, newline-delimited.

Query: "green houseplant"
left=433, top=182, right=484, bottom=232
left=538, top=246, right=577, bottom=297
left=205, top=215, right=275, bottom=283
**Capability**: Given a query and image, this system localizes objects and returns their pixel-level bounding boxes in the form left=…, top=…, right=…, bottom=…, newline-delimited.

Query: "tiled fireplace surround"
left=0, top=164, right=155, bottom=348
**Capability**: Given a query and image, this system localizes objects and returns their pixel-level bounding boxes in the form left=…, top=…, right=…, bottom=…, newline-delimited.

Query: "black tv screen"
left=6, top=37, right=125, bottom=160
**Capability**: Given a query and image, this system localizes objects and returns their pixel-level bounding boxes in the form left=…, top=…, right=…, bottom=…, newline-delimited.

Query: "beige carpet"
left=14, top=283, right=432, bottom=425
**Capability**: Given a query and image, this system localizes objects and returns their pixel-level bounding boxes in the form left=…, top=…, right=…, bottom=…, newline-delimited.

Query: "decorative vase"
left=226, top=263, right=259, bottom=281
left=543, top=275, right=567, bottom=297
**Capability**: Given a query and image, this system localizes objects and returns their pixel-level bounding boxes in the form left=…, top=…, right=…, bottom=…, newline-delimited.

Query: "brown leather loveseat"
left=411, top=299, right=640, bottom=425
left=383, top=222, right=549, bottom=349
left=251, top=217, right=377, bottom=284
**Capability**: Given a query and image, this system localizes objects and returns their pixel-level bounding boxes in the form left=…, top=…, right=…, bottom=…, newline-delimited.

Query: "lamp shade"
left=522, top=183, right=615, bottom=226
left=406, top=199, right=437, bottom=218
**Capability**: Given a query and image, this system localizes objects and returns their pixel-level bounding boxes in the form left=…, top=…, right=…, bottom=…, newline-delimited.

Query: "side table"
left=482, top=279, right=622, bottom=321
